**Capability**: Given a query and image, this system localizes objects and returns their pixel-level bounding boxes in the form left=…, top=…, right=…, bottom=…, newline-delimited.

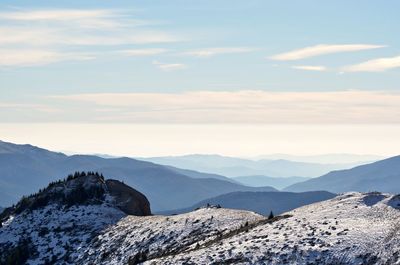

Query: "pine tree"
left=268, top=210, right=274, bottom=219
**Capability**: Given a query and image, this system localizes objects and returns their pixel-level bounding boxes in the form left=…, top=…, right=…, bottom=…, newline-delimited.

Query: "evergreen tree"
left=268, top=210, right=274, bottom=219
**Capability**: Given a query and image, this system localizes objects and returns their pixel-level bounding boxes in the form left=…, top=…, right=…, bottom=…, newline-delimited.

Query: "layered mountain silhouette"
left=143, top=154, right=367, bottom=178
left=233, top=175, right=310, bottom=189
left=0, top=140, right=276, bottom=211
left=165, top=165, right=239, bottom=183
left=285, top=155, right=400, bottom=193
left=158, top=190, right=336, bottom=216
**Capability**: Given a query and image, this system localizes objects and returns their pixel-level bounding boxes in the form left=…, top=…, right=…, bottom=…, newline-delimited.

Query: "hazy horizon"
left=0, top=123, right=398, bottom=158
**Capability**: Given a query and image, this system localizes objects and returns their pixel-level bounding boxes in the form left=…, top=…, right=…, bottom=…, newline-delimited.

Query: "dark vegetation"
left=0, top=237, right=36, bottom=265
left=0, top=172, right=106, bottom=226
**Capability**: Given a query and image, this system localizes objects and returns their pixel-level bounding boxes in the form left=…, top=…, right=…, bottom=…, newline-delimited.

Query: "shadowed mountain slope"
left=233, top=175, right=310, bottom=189
left=285, top=155, right=400, bottom=193
left=158, top=190, right=336, bottom=216
left=0, top=140, right=276, bottom=211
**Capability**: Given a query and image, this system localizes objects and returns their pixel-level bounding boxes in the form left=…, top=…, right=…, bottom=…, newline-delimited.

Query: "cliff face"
left=106, top=179, right=151, bottom=216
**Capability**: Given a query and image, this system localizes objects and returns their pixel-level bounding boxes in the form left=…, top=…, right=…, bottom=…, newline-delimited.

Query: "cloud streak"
left=182, top=47, right=255, bottom=58
left=120, top=48, right=168, bottom=56
left=0, top=49, right=94, bottom=67
left=0, top=9, right=149, bottom=29
left=48, top=90, right=400, bottom=124
left=270, top=44, right=385, bottom=61
left=291, top=65, right=327, bottom=71
left=152, top=61, right=186, bottom=71
left=0, top=8, right=182, bottom=67
left=0, top=26, right=180, bottom=46
left=343, top=55, right=400, bottom=72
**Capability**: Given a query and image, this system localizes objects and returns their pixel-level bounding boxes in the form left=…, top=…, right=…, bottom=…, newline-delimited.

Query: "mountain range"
left=252, top=153, right=383, bottom=164
left=285, top=155, right=400, bottom=193
left=143, top=154, right=370, bottom=178
left=0, top=140, right=276, bottom=211
left=2, top=139, right=400, bottom=213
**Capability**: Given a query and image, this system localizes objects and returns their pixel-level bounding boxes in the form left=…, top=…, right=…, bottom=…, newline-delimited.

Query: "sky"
left=1, top=1, right=400, bottom=157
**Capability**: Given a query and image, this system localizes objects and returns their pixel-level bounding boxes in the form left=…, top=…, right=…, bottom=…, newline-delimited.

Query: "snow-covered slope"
left=0, top=204, right=262, bottom=264
left=2, top=174, right=400, bottom=264
left=146, top=192, right=400, bottom=264
left=0, top=203, right=125, bottom=264
left=0, top=172, right=151, bottom=264
left=78, top=208, right=263, bottom=264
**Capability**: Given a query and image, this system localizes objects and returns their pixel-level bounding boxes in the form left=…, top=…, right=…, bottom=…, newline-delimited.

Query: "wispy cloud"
left=0, top=103, right=59, bottom=113
left=49, top=90, right=400, bottom=123
left=343, top=55, right=400, bottom=72
left=0, top=9, right=110, bottom=20
left=0, top=49, right=94, bottom=67
left=0, top=26, right=179, bottom=46
left=181, top=47, right=255, bottom=58
left=152, top=60, right=186, bottom=71
left=0, top=8, right=182, bottom=67
left=0, top=9, right=149, bottom=29
left=291, top=65, right=327, bottom=71
left=270, top=44, right=385, bottom=61
left=120, top=48, right=168, bottom=56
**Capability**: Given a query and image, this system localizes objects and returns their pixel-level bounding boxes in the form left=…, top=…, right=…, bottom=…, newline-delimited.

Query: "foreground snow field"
left=79, top=207, right=263, bottom=264
left=2, top=192, right=400, bottom=264
left=147, top=192, right=400, bottom=265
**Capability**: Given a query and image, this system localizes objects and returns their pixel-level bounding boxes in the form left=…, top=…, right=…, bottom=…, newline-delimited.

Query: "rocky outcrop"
left=106, top=179, right=151, bottom=216
left=0, top=172, right=151, bottom=224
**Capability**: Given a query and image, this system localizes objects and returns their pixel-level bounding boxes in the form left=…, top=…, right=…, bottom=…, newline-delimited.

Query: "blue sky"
left=2, top=1, right=400, bottom=96
left=1, top=1, right=400, bottom=155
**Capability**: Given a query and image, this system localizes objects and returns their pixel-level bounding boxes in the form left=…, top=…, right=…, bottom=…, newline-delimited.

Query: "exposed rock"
left=106, top=179, right=151, bottom=216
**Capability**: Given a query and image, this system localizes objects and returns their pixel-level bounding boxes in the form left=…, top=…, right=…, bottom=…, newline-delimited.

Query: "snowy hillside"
left=147, top=192, right=400, bottom=264
left=0, top=203, right=125, bottom=264
left=0, top=172, right=151, bottom=264
left=78, top=208, right=263, bottom=264
left=2, top=174, right=400, bottom=264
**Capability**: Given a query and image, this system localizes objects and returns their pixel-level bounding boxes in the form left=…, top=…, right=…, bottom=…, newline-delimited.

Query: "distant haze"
left=0, top=123, right=399, bottom=158
left=250, top=154, right=383, bottom=164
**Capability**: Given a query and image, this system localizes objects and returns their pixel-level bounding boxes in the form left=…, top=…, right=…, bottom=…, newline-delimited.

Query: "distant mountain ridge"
left=0, top=140, right=276, bottom=211
left=158, top=191, right=336, bottom=216
left=165, top=165, right=239, bottom=183
left=233, top=175, right=310, bottom=189
left=143, top=154, right=369, bottom=178
left=285, top=155, right=400, bottom=193
left=252, top=153, right=383, bottom=164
